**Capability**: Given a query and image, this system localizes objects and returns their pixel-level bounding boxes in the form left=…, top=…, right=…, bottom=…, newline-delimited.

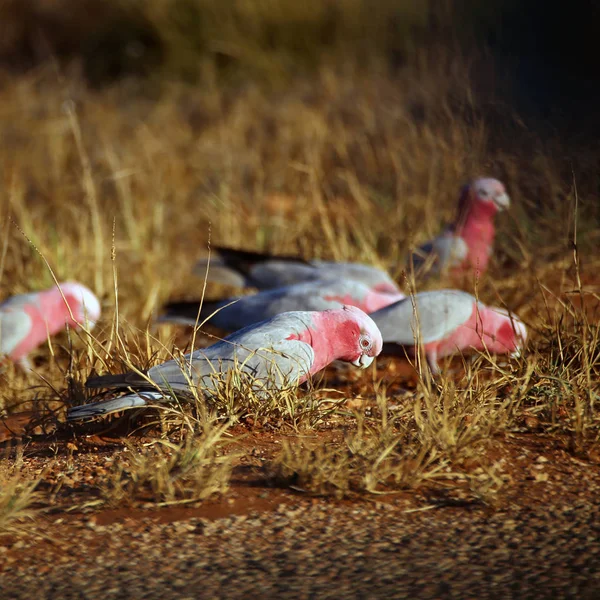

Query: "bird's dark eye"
left=478, top=188, right=487, bottom=197
left=359, top=335, right=372, bottom=350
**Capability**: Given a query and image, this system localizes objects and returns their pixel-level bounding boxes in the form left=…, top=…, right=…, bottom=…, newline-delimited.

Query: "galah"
left=0, top=281, right=101, bottom=369
left=194, top=178, right=508, bottom=290
left=159, top=279, right=405, bottom=330
left=370, top=290, right=527, bottom=374
left=68, top=306, right=383, bottom=420
left=194, top=246, right=401, bottom=294
left=409, top=177, right=510, bottom=278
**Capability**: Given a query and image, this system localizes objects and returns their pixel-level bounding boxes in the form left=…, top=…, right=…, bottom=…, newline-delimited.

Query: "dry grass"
left=516, top=292, right=600, bottom=455
left=266, top=365, right=514, bottom=501
left=0, top=0, right=433, bottom=85
left=0, top=449, right=43, bottom=534
left=0, top=10, right=599, bottom=514
left=100, top=419, right=235, bottom=507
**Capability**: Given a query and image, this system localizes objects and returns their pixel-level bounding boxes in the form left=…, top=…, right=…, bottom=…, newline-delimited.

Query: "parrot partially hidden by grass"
left=68, top=306, right=383, bottom=420
left=409, top=177, right=510, bottom=279
left=159, top=278, right=405, bottom=329
left=370, top=290, right=527, bottom=375
left=193, top=246, right=401, bottom=294
left=193, top=177, right=510, bottom=290
left=0, top=281, right=101, bottom=370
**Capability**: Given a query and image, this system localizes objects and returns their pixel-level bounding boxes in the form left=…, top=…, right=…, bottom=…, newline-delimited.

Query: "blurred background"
left=0, top=0, right=598, bottom=325
left=3, top=4, right=600, bottom=585
left=1, top=0, right=598, bottom=135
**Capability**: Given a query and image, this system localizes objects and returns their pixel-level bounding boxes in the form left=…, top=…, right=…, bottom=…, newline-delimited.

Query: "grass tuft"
left=0, top=450, right=42, bottom=535
left=101, top=420, right=235, bottom=507
left=0, top=8, right=599, bottom=512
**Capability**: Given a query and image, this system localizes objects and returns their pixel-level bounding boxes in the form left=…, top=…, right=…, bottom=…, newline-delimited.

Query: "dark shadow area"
left=481, top=0, right=600, bottom=140
left=1, top=0, right=597, bottom=143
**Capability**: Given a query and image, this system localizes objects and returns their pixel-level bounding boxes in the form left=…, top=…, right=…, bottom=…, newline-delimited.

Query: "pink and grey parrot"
left=0, top=281, right=101, bottom=369
left=194, top=177, right=509, bottom=290
left=194, top=246, right=401, bottom=294
left=409, top=178, right=510, bottom=278
left=159, top=279, right=405, bottom=330
left=370, top=290, right=527, bottom=374
left=68, top=306, right=383, bottom=420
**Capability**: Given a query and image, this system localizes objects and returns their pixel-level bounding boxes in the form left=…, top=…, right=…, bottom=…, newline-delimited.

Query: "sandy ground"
left=2, top=427, right=600, bottom=599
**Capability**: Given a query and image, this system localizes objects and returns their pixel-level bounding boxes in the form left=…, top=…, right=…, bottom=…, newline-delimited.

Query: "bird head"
left=457, top=177, right=510, bottom=222
left=58, top=282, right=101, bottom=330
left=471, top=177, right=510, bottom=212
left=340, top=305, right=383, bottom=369
left=488, top=307, right=527, bottom=357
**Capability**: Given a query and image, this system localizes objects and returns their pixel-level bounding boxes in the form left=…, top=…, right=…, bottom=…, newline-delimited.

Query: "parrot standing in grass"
left=0, top=281, right=101, bottom=369
left=67, top=306, right=383, bottom=420
left=370, top=290, right=527, bottom=374
left=193, top=246, right=401, bottom=294
left=193, top=177, right=509, bottom=289
left=409, top=177, right=510, bottom=278
left=159, top=278, right=405, bottom=330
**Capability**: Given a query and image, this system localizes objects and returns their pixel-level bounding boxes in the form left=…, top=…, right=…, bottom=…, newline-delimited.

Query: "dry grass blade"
left=519, top=299, right=600, bottom=454
left=0, top=1, right=599, bottom=518
left=269, top=441, right=353, bottom=498
left=206, top=368, right=344, bottom=430
left=266, top=398, right=500, bottom=501
left=0, top=451, right=43, bottom=535
left=101, top=420, right=236, bottom=507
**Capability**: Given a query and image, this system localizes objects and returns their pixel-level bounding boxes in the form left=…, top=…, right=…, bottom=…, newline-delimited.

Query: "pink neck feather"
left=39, top=289, right=81, bottom=333
left=454, top=200, right=498, bottom=272
left=287, top=311, right=360, bottom=375
left=428, top=304, right=517, bottom=360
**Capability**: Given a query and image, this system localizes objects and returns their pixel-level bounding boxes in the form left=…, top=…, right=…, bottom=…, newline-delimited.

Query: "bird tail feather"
left=66, top=391, right=166, bottom=421
left=193, top=246, right=311, bottom=287
left=193, top=257, right=247, bottom=287
left=86, top=371, right=150, bottom=390
left=158, top=299, right=223, bottom=326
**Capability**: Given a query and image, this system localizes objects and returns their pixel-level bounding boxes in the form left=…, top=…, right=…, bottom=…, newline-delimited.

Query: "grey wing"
left=67, top=392, right=162, bottom=421
left=0, top=292, right=41, bottom=310
left=148, top=336, right=314, bottom=393
left=195, top=257, right=324, bottom=288
left=193, top=256, right=248, bottom=287
left=251, top=260, right=397, bottom=290
left=0, top=310, right=32, bottom=355
left=370, top=290, right=474, bottom=345
left=247, top=262, right=321, bottom=288
left=408, top=232, right=467, bottom=275
left=197, top=279, right=369, bottom=331
left=311, top=261, right=399, bottom=292
left=431, top=235, right=468, bottom=271
left=194, top=246, right=396, bottom=291
left=214, top=338, right=314, bottom=386
left=194, top=247, right=319, bottom=289
left=149, top=312, right=316, bottom=392
left=147, top=355, right=213, bottom=393
left=194, top=257, right=319, bottom=288
left=209, top=310, right=316, bottom=380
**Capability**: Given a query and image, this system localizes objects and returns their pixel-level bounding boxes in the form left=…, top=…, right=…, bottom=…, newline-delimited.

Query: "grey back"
left=408, top=232, right=467, bottom=277
left=0, top=310, right=32, bottom=355
left=149, top=311, right=317, bottom=393
left=203, top=279, right=372, bottom=331
left=371, top=290, right=475, bottom=345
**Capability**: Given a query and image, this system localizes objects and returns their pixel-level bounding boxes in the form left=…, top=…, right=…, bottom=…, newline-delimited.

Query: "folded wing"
left=370, top=290, right=475, bottom=345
